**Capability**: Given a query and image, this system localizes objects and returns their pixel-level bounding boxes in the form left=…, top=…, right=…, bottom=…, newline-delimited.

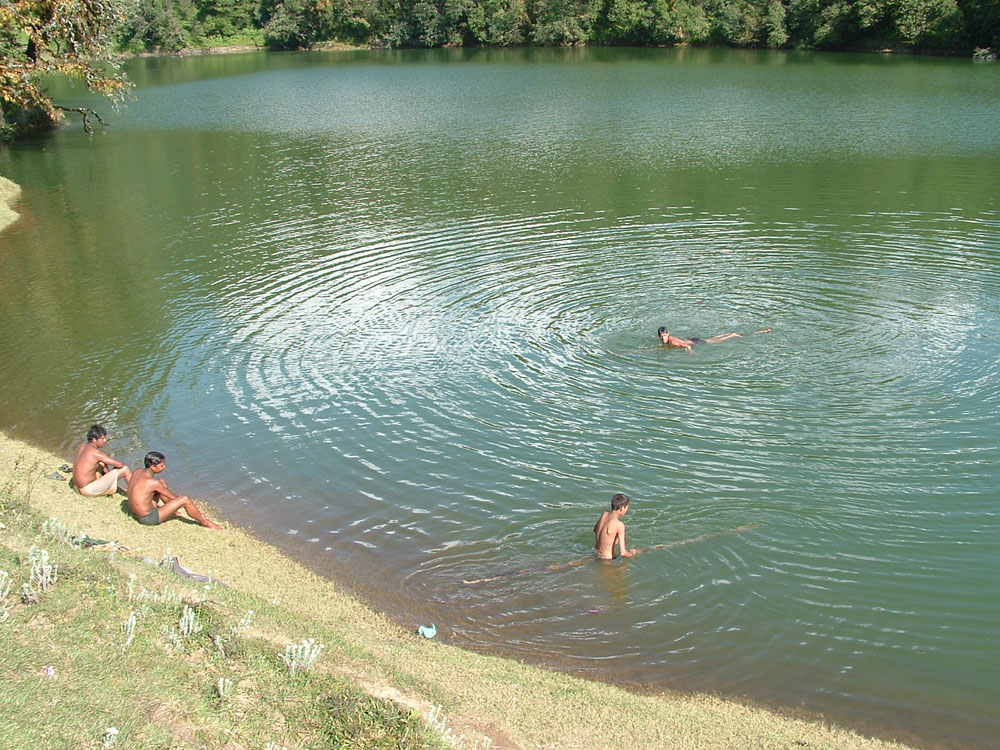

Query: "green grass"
left=0, top=466, right=450, bottom=749
left=1, top=431, right=921, bottom=750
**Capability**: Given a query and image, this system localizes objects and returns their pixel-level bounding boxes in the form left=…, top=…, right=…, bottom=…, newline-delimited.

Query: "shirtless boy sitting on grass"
left=594, top=493, right=635, bottom=559
left=72, top=424, right=132, bottom=497
left=127, top=451, right=222, bottom=531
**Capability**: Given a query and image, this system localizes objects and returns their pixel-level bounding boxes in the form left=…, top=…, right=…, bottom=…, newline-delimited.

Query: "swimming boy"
left=72, top=424, right=132, bottom=496
left=126, top=451, right=222, bottom=530
left=594, top=493, right=635, bottom=559
left=658, top=327, right=771, bottom=351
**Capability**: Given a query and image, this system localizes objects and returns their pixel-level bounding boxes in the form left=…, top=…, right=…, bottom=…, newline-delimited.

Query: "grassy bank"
left=0, top=175, right=20, bottom=232
left=0, top=430, right=918, bottom=750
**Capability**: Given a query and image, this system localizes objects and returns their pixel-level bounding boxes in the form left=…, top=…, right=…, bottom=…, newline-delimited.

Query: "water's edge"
left=3, top=422, right=957, bottom=750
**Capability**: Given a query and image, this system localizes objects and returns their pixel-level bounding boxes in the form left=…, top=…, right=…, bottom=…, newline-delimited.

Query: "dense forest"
left=116, top=0, right=997, bottom=54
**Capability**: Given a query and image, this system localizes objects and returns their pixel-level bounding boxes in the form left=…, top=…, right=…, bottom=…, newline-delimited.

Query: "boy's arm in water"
left=616, top=525, right=635, bottom=557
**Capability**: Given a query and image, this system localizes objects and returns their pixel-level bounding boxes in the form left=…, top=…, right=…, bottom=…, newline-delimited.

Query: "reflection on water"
left=1, top=47, right=999, bottom=750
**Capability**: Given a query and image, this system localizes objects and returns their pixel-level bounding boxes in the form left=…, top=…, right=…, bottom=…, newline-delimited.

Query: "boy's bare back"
left=126, top=466, right=163, bottom=518
left=593, top=493, right=635, bottom=559
left=594, top=511, right=623, bottom=558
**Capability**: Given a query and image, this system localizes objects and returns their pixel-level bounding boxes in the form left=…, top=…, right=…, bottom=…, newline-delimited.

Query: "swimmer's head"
left=87, top=424, right=107, bottom=443
left=657, top=327, right=669, bottom=343
left=611, top=493, right=630, bottom=512
left=144, top=450, right=166, bottom=469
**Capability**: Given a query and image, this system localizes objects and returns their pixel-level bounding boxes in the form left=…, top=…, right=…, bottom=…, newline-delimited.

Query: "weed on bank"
left=0, top=461, right=453, bottom=749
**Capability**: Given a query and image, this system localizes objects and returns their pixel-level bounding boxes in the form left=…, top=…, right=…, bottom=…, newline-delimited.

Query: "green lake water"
left=1, top=47, right=998, bottom=749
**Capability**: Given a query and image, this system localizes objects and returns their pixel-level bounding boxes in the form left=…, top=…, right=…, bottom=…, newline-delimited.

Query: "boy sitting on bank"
left=127, top=451, right=222, bottom=531
left=594, top=493, right=636, bottom=559
left=72, top=424, right=132, bottom=496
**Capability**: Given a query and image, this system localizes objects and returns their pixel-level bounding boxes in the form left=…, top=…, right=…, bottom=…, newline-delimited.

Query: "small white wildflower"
left=216, top=677, right=232, bottom=699
left=178, top=605, right=201, bottom=638
left=121, top=611, right=137, bottom=650
left=102, top=726, right=120, bottom=747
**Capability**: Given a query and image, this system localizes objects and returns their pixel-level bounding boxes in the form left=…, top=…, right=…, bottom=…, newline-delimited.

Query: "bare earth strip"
left=0, top=429, right=918, bottom=750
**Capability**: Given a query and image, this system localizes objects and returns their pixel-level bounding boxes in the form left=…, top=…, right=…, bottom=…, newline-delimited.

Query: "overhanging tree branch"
left=0, top=0, right=132, bottom=139
left=54, top=105, right=109, bottom=135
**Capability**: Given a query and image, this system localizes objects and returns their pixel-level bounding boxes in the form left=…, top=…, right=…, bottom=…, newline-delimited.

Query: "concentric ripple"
left=2, top=48, right=998, bottom=750
left=153, top=149, right=1000, bottom=747
left=184, top=193, right=1000, bottom=749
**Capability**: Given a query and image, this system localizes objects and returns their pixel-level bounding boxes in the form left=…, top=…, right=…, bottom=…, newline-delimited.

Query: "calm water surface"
left=1, top=48, right=998, bottom=749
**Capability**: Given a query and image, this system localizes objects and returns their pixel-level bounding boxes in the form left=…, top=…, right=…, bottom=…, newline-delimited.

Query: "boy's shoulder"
left=600, top=512, right=623, bottom=527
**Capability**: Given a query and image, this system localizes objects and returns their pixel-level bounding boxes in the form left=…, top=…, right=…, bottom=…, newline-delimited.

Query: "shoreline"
left=0, top=174, right=20, bottom=232
left=0, top=426, right=925, bottom=750
left=124, top=40, right=363, bottom=58
left=124, top=41, right=985, bottom=61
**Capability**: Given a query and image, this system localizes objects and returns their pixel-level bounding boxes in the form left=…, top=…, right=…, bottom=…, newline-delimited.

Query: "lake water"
left=1, top=47, right=998, bottom=749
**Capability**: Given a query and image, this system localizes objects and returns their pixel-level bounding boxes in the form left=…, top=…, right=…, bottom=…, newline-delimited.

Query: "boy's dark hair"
left=657, top=327, right=667, bottom=336
left=144, top=451, right=166, bottom=468
left=87, top=424, right=107, bottom=442
left=611, top=493, right=630, bottom=511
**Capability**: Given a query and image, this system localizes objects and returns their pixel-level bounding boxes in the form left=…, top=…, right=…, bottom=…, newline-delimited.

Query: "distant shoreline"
left=124, top=40, right=363, bottom=58
left=122, top=40, right=987, bottom=61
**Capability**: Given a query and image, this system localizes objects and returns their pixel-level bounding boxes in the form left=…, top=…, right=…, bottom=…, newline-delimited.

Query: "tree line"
left=115, top=0, right=997, bottom=54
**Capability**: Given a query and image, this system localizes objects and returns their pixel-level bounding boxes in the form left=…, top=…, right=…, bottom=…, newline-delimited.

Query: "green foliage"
left=197, top=0, right=261, bottom=39
left=763, top=0, right=788, bottom=46
left=958, top=0, right=1000, bottom=49
left=794, top=0, right=969, bottom=50
left=377, top=0, right=474, bottom=48
left=101, top=0, right=996, bottom=52
left=1, top=0, right=131, bottom=139
left=117, top=0, right=193, bottom=51
left=467, top=0, right=526, bottom=44
left=264, top=0, right=316, bottom=47
left=653, top=0, right=710, bottom=43
left=530, top=0, right=601, bottom=44
left=263, top=0, right=374, bottom=48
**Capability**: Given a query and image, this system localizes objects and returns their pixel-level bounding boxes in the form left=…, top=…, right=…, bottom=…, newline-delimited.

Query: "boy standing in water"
left=594, top=493, right=635, bottom=559
left=72, top=424, right=132, bottom=496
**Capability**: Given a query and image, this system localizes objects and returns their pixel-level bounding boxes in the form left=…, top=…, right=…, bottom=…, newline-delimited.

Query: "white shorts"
left=78, top=468, right=123, bottom=497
